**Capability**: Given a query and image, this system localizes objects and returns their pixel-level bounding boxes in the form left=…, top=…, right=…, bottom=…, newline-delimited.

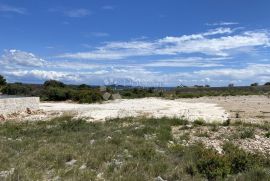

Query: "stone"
left=79, top=164, right=87, bottom=170
left=90, top=139, right=95, bottom=145
left=155, top=176, right=167, bottom=181
left=26, top=108, right=32, bottom=114
left=65, top=159, right=77, bottom=166
left=112, top=93, right=122, bottom=100
left=102, top=92, right=111, bottom=101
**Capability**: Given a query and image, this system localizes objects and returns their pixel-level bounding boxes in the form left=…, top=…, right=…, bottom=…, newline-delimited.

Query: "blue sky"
left=0, top=0, right=270, bottom=86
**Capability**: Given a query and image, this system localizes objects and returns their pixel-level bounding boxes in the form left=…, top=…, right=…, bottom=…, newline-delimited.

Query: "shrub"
left=2, top=83, right=32, bottom=95
left=250, top=83, right=259, bottom=87
left=196, top=147, right=230, bottom=179
left=44, top=87, right=71, bottom=101
left=73, top=90, right=103, bottom=103
left=185, top=163, right=198, bottom=176
left=193, top=119, right=206, bottom=126
left=223, top=143, right=254, bottom=174
left=265, top=132, right=270, bottom=138
left=239, top=127, right=255, bottom=139
left=44, top=80, right=65, bottom=88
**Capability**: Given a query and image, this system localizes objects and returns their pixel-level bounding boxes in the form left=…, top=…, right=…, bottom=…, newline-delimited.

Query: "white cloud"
left=195, top=63, right=270, bottom=80
left=58, top=28, right=270, bottom=60
left=49, top=8, right=91, bottom=18
left=0, top=4, right=26, bottom=14
left=64, top=9, right=91, bottom=18
left=206, top=21, right=239, bottom=26
left=1, top=49, right=45, bottom=67
left=202, top=27, right=233, bottom=36
left=143, top=57, right=227, bottom=68
left=5, top=70, right=81, bottom=82
left=2, top=49, right=270, bottom=86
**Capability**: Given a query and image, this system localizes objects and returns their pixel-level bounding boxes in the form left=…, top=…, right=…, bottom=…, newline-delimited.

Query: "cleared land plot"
left=40, top=98, right=228, bottom=123
left=178, top=95, right=270, bottom=123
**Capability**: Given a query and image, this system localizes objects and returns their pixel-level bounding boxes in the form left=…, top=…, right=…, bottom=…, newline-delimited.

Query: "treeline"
left=1, top=74, right=270, bottom=102
left=1, top=80, right=104, bottom=103
left=171, top=85, right=270, bottom=98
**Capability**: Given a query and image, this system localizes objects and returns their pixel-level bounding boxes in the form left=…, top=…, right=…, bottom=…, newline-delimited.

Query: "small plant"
left=210, top=123, right=219, bottom=131
left=239, top=127, right=255, bottom=139
left=185, top=163, right=198, bottom=176
left=265, top=132, right=270, bottom=138
left=193, top=119, right=206, bottom=126
left=222, top=119, right=231, bottom=126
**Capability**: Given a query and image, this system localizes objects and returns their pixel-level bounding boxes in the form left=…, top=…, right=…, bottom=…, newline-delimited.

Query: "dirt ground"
left=39, top=98, right=228, bottom=123
left=3, top=95, right=269, bottom=124
left=178, top=95, right=270, bottom=124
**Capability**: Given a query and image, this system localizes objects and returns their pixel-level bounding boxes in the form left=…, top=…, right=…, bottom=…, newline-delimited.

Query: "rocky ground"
left=172, top=123, right=270, bottom=155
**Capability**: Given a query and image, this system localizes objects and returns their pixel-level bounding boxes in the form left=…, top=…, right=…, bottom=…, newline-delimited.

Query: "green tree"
left=250, top=83, right=259, bottom=87
left=0, top=75, right=7, bottom=86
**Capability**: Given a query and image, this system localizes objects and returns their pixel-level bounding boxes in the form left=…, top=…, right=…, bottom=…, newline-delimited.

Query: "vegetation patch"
left=0, top=117, right=269, bottom=180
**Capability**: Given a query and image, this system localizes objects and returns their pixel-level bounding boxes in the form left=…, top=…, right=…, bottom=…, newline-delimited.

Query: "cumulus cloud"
left=58, top=28, right=270, bottom=60
left=1, top=49, right=45, bottom=67
left=1, top=49, right=270, bottom=86
left=1, top=25, right=270, bottom=86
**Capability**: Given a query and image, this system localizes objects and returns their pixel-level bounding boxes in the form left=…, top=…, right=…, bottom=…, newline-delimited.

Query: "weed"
left=239, top=127, right=255, bottom=139
left=265, top=132, right=270, bottom=138
left=193, top=119, right=206, bottom=126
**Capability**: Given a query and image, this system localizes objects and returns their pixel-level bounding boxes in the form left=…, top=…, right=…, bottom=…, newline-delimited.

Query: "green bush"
left=239, top=127, right=255, bottom=139
left=193, top=119, right=206, bottom=126
left=223, top=143, right=255, bottom=174
left=44, top=87, right=71, bottom=101
left=196, top=147, right=230, bottom=179
left=44, top=80, right=65, bottom=88
left=73, top=90, right=103, bottom=103
left=2, top=83, right=32, bottom=95
left=265, top=132, right=270, bottom=138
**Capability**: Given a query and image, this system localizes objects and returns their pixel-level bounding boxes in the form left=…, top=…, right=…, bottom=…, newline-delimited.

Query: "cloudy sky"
left=0, top=0, right=270, bottom=87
